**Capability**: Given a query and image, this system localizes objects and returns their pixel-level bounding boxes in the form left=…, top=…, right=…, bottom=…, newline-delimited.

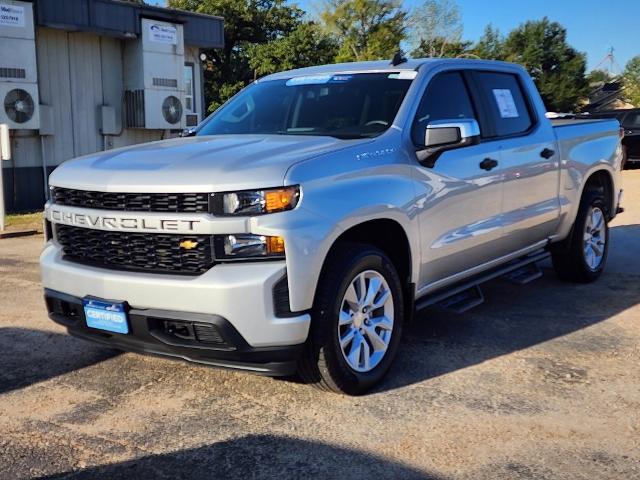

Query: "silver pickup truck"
left=41, top=59, right=623, bottom=394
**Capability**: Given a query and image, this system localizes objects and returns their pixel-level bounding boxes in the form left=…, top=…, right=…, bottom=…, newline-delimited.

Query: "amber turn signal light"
left=266, top=235, right=285, bottom=255
left=265, top=187, right=299, bottom=213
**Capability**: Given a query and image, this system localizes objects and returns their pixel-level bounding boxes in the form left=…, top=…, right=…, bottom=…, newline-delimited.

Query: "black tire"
left=621, top=146, right=628, bottom=170
left=297, top=243, right=404, bottom=395
left=551, top=188, right=609, bottom=283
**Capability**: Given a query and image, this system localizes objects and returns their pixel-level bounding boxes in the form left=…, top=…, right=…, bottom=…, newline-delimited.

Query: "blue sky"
left=450, top=0, right=640, bottom=72
left=151, top=0, right=639, bottom=71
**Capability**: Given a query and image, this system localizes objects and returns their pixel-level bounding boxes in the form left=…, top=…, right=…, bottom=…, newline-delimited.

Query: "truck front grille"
left=55, top=225, right=214, bottom=275
left=52, top=188, right=210, bottom=213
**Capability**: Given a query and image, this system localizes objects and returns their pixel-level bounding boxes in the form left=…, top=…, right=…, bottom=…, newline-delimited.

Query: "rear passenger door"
left=472, top=71, right=560, bottom=248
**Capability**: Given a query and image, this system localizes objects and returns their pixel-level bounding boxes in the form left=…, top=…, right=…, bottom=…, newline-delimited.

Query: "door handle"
left=540, top=148, right=555, bottom=159
left=479, top=158, right=498, bottom=171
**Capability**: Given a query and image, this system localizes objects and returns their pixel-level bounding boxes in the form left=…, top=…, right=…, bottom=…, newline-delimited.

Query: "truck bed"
left=550, top=118, right=618, bottom=128
left=552, top=118, right=620, bottom=141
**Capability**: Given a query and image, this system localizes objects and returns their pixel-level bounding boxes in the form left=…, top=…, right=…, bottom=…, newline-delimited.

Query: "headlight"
left=211, top=186, right=300, bottom=216
left=213, top=234, right=285, bottom=260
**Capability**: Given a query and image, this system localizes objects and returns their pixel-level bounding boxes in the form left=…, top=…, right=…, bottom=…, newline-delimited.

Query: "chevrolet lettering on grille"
left=47, top=208, right=201, bottom=232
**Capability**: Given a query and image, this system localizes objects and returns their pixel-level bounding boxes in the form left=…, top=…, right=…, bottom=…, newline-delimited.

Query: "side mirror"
left=417, top=119, right=481, bottom=167
left=180, top=127, right=198, bottom=137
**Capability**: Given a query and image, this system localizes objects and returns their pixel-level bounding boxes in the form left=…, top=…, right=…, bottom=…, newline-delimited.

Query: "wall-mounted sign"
left=0, top=4, right=25, bottom=27
left=149, top=23, right=177, bottom=45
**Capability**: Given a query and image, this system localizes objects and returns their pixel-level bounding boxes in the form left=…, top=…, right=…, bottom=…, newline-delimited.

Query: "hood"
left=49, top=135, right=363, bottom=193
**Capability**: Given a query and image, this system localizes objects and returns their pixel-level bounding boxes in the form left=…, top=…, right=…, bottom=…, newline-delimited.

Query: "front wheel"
left=552, top=189, right=609, bottom=283
left=297, top=243, right=404, bottom=395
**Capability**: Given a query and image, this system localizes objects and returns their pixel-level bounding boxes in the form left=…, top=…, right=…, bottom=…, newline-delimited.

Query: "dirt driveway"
left=1, top=172, right=639, bottom=480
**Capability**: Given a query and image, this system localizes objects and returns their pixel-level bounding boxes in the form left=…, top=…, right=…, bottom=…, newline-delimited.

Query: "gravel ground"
left=0, top=171, right=639, bottom=480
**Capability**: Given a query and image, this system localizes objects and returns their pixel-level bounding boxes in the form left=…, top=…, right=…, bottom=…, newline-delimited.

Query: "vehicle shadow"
left=607, top=224, right=640, bottom=275
left=377, top=256, right=640, bottom=393
left=0, top=327, right=120, bottom=395
left=35, top=434, right=441, bottom=480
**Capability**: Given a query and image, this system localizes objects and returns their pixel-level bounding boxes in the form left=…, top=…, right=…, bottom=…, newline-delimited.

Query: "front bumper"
left=45, top=289, right=303, bottom=375
left=41, top=243, right=310, bottom=348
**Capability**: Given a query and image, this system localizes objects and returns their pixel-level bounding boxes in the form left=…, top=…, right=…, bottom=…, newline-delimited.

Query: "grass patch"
left=5, top=211, right=43, bottom=231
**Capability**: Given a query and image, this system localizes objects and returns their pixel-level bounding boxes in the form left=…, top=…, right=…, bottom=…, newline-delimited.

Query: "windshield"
left=197, top=73, right=415, bottom=139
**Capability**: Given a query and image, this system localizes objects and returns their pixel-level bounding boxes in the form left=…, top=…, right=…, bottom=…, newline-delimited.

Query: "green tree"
left=472, top=24, right=504, bottom=60
left=409, top=0, right=462, bottom=58
left=411, top=38, right=471, bottom=59
left=168, top=0, right=304, bottom=111
left=586, top=69, right=613, bottom=86
left=248, top=23, right=338, bottom=77
left=321, top=0, right=407, bottom=62
left=622, top=55, right=640, bottom=106
left=502, top=18, right=588, bottom=112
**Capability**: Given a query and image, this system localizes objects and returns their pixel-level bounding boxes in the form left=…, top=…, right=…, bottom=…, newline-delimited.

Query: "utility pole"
left=593, top=47, right=623, bottom=76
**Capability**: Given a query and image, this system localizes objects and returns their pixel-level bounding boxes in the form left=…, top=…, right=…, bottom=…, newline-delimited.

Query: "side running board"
left=502, top=262, right=543, bottom=285
left=416, top=250, right=550, bottom=314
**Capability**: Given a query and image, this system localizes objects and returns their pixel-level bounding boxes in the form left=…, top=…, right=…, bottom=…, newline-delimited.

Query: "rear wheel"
left=297, top=243, right=404, bottom=395
left=552, top=189, right=609, bottom=283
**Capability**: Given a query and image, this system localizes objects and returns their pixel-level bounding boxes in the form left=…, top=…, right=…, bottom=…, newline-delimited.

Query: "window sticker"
left=492, top=88, right=519, bottom=118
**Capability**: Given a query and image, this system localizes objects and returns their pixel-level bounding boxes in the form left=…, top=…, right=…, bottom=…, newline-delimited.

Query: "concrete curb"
left=0, top=229, right=40, bottom=239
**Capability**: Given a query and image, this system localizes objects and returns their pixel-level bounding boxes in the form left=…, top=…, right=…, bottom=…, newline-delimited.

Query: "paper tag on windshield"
left=388, top=71, right=417, bottom=80
left=286, top=75, right=333, bottom=86
left=492, top=89, right=519, bottom=118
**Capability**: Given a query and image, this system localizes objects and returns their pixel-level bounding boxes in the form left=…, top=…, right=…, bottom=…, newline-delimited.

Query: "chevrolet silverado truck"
left=41, top=59, right=624, bottom=394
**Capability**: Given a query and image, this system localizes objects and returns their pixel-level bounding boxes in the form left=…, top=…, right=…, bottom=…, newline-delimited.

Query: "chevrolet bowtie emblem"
left=179, top=239, right=199, bottom=250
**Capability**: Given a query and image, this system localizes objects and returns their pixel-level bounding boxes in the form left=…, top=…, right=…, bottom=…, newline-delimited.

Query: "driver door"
left=411, top=71, right=507, bottom=291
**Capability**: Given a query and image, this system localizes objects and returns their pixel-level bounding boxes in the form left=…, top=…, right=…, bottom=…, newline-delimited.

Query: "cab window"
left=475, top=72, right=533, bottom=137
left=412, top=72, right=476, bottom=145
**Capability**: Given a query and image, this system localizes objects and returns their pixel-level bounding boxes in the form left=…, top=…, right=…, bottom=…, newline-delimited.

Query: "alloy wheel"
left=583, top=206, right=606, bottom=271
left=337, top=270, right=394, bottom=373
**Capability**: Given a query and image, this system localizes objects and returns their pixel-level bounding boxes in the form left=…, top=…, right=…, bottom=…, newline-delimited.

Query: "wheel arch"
left=553, top=166, right=616, bottom=254
left=315, top=218, right=417, bottom=322
left=582, top=168, right=615, bottom=219
left=327, top=219, right=413, bottom=285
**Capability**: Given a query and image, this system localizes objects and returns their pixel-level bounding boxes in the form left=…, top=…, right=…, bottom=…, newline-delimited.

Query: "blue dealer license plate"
left=83, top=298, right=129, bottom=334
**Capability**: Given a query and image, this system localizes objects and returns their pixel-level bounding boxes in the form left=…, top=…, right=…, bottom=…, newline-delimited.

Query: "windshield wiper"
left=330, top=133, right=376, bottom=140
left=273, top=131, right=373, bottom=140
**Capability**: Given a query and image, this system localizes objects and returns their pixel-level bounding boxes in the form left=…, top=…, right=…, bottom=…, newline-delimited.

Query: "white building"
left=0, top=0, right=223, bottom=211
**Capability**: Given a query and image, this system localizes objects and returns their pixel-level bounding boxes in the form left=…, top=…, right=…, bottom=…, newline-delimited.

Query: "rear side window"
left=476, top=72, right=533, bottom=137
left=412, top=72, right=476, bottom=145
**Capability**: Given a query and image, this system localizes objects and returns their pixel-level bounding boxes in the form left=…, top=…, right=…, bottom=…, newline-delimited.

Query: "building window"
left=184, top=63, right=195, bottom=113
